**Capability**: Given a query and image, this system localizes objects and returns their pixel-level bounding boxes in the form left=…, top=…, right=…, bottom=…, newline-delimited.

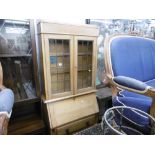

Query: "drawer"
left=53, top=114, right=98, bottom=135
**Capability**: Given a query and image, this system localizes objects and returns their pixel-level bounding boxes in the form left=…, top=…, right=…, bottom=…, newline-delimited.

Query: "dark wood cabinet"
left=0, top=19, right=39, bottom=102
left=0, top=19, right=45, bottom=134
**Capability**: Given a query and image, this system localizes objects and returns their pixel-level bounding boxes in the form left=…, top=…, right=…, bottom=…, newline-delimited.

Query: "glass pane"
left=0, top=19, right=36, bottom=102
left=77, top=40, right=93, bottom=89
left=49, top=39, right=70, bottom=94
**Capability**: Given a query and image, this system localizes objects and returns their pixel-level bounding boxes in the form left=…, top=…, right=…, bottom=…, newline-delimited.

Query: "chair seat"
left=118, top=79, right=155, bottom=112
left=113, top=79, right=155, bottom=130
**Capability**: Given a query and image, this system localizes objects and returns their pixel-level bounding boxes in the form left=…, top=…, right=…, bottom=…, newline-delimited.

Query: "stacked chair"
left=0, top=62, right=14, bottom=134
left=104, top=35, right=155, bottom=134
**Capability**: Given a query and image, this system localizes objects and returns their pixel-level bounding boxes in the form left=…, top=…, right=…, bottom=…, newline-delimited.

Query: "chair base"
left=0, top=114, right=9, bottom=135
left=102, top=106, right=155, bottom=135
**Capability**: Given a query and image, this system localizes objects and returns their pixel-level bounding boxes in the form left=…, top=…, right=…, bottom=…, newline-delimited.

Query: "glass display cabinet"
left=0, top=19, right=44, bottom=135
left=38, top=21, right=99, bottom=134
left=0, top=19, right=39, bottom=103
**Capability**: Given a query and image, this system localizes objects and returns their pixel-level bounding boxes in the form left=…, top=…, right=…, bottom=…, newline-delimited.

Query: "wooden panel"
left=29, top=20, right=40, bottom=97
left=39, top=34, right=49, bottom=99
left=43, top=89, right=97, bottom=103
left=46, top=93, right=99, bottom=128
left=38, top=21, right=99, bottom=37
left=8, top=115, right=45, bottom=135
left=92, top=38, right=97, bottom=89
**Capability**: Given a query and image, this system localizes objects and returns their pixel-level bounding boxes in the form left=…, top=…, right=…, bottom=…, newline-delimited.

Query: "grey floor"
left=75, top=123, right=104, bottom=135
left=75, top=88, right=112, bottom=135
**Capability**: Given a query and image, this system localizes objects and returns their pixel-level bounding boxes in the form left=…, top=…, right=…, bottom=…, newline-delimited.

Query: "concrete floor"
left=75, top=123, right=104, bottom=135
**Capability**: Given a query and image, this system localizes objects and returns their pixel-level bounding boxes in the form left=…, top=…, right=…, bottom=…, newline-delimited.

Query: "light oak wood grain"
left=38, top=22, right=99, bottom=134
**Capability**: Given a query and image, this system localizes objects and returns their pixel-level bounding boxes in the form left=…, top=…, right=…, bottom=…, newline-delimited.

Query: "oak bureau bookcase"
left=38, top=21, right=99, bottom=134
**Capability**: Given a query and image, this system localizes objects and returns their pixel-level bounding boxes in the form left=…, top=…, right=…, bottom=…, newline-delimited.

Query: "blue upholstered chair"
left=0, top=88, right=14, bottom=134
left=104, top=35, right=155, bottom=134
left=0, top=63, right=14, bottom=134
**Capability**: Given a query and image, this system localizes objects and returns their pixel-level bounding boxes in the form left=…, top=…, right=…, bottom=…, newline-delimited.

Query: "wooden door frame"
left=43, top=34, right=74, bottom=99
left=74, top=36, right=97, bottom=94
left=29, top=20, right=41, bottom=97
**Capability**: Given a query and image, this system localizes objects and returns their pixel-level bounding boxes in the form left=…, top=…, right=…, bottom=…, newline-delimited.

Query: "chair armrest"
left=113, top=76, right=151, bottom=92
left=107, top=75, right=153, bottom=95
left=107, top=74, right=155, bottom=117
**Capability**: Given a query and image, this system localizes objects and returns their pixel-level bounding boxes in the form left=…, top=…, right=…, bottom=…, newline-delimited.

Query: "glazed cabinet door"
left=44, top=35, right=74, bottom=99
left=74, top=36, right=97, bottom=94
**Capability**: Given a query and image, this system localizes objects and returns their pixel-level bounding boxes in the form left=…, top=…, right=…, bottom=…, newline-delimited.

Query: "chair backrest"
left=104, top=35, right=155, bottom=82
